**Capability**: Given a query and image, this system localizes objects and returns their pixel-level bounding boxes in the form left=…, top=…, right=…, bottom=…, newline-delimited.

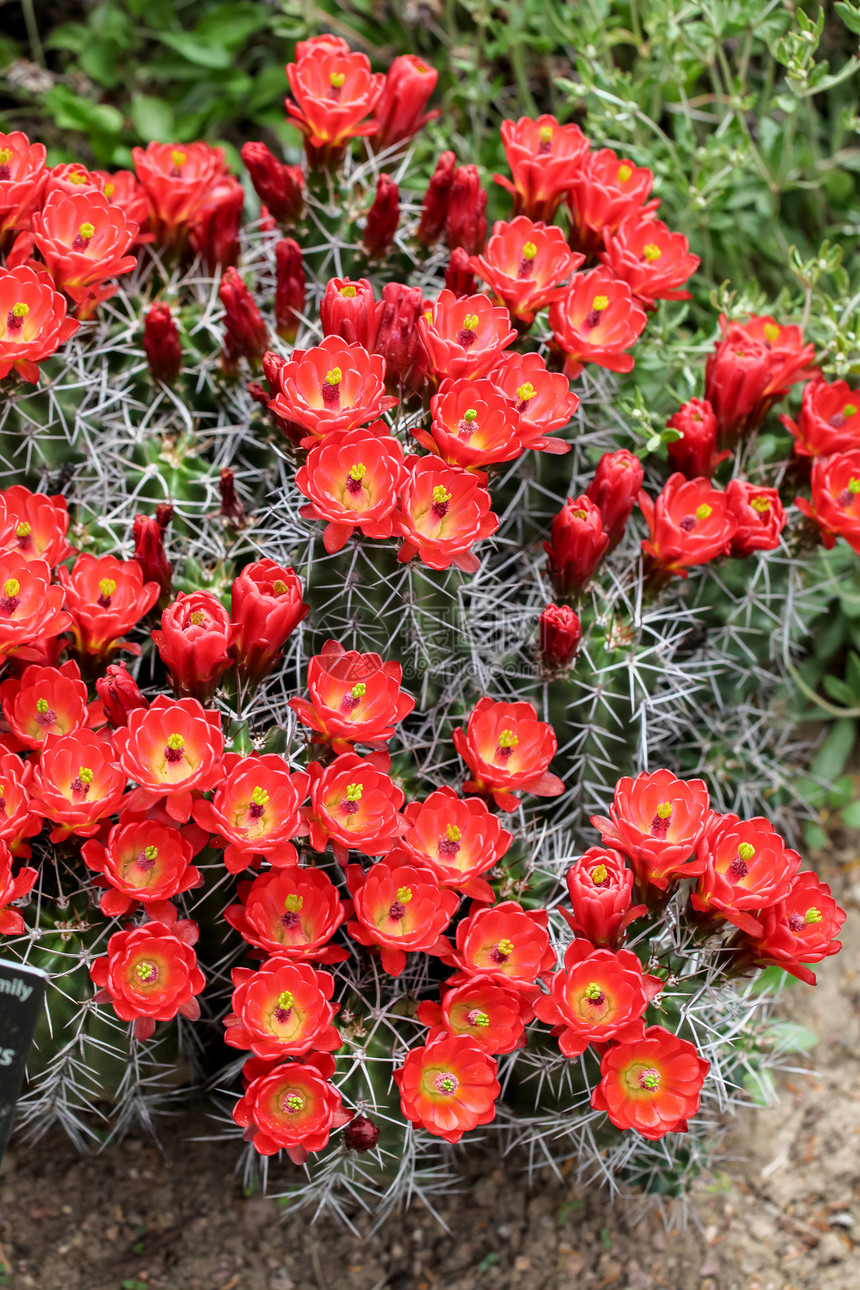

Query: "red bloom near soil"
left=233, top=1052, right=351, bottom=1161
left=346, top=859, right=458, bottom=976
left=745, top=871, right=846, bottom=985
left=373, top=55, right=439, bottom=150
left=225, top=866, right=348, bottom=963
left=494, top=115, right=588, bottom=222
left=193, top=752, right=308, bottom=873
left=704, top=314, right=817, bottom=446
left=0, top=484, right=71, bottom=568
left=534, top=942, right=662, bottom=1058
left=592, top=1025, right=710, bottom=1140
left=453, top=696, right=563, bottom=811
left=639, top=473, right=736, bottom=581
left=152, top=590, right=235, bottom=703
left=30, top=729, right=126, bottom=842
left=780, top=377, right=860, bottom=459
left=469, top=216, right=583, bottom=325
left=58, top=553, right=159, bottom=661
left=231, top=560, right=308, bottom=685
left=417, top=979, right=533, bottom=1054
left=666, top=399, right=728, bottom=480
left=415, top=376, right=524, bottom=471
left=397, top=456, right=499, bottom=574
left=566, top=148, right=658, bottom=257
left=393, top=1034, right=500, bottom=1142
left=443, top=900, right=554, bottom=988
left=112, top=694, right=224, bottom=824
left=398, top=784, right=512, bottom=901
left=725, top=480, right=786, bottom=556
left=591, top=769, right=711, bottom=891
left=266, top=336, right=396, bottom=444
left=0, top=552, right=70, bottom=662
left=288, top=640, right=414, bottom=753
left=691, top=814, right=801, bottom=937
left=82, top=817, right=200, bottom=918
left=585, top=449, right=645, bottom=552
left=0, top=659, right=103, bottom=750
left=0, top=131, right=48, bottom=237
left=295, top=426, right=407, bottom=554
left=549, top=269, right=647, bottom=380
left=302, top=751, right=405, bottom=862
left=224, top=959, right=341, bottom=1060
left=418, top=290, right=516, bottom=381
left=600, top=215, right=699, bottom=306
left=0, top=264, right=79, bottom=384
left=90, top=918, right=205, bottom=1041
left=794, top=449, right=860, bottom=555
left=562, top=846, right=645, bottom=948
left=490, top=351, right=579, bottom=453
left=544, top=494, right=610, bottom=599
left=0, top=841, right=38, bottom=936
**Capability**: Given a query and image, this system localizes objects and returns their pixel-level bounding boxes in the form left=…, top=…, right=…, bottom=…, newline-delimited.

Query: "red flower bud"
left=445, top=165, right=487, bottom=256
left=363, top=173, right=400, bottom=259
left=562, top=846, right=642, bottom=948
left=219, top=468, right=247, bottom=529
left=373, top=55, right=439, bottom=150
left=274, top=237, right=305, bottom=343
left=189, top=177, right=244, bottom=272
left=95, top=661, right=148, bottom=729
left=444, top=246, right=477, bottom=298
left=155, top=502, right=174, bottom=534
left=132, top=513, right=173, bottom=604
left=220, top=267, right=268, bottom=371
left=545, top=495, right=610, bottom=599
left=725, top=480, right=786, bottom=556
left=538, top=603, right=581, bottom=670
left=373, top=282, right=427, bottom=392
left=585, top=449, right=645, bottom=551
left=152, top=590, right=236, bottom=703
left=143, top=303, right=182, bottom=385
left=666, top=399, right=728, bottom=479
left=416, top=151, right=456, bottom=246
left=240, top=142, right=304, bottom=225
left=342, top=1113, right=380, bottom=1152
left=231, top=560, right=309, bottom=685
left=320, top=277, right=377, bottom=348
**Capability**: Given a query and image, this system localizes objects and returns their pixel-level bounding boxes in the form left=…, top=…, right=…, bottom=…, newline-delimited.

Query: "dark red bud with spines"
left=363, top=173, right=400, bottom=259
left=143, top=303, right=183, bottom=385
left=445, top=246, right=477, bottom=298
left=445, top=165, right=487, bottom=256
left=132, top=514, right=172, bottom=606
left=274, top=238, right=305, bottom=343
left=219, top=267, right=269, bottom=372
left=416, top=151, right=456, bottom=246
left=96, top=661, right=148, bottom=729
left=241, top=142, right=304, bottom=225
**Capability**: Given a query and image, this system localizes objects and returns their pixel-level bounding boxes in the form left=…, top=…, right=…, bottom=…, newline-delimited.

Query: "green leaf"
left=840, top=798, right=860, bottom=828
left=810, top=719, right=855, bottom=783
left=836, top=1, right=860, bottom=35
left=743, top=1067, right=776, bottom=1107
left=765, top=1021, right=819, bottom=1053
left=158, top=32, right=232, bottom=69
left=130, top=93, right=175, bottom=142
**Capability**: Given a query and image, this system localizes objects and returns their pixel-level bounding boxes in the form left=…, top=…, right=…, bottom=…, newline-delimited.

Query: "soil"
left=0, top=849, right=857, bottom=1290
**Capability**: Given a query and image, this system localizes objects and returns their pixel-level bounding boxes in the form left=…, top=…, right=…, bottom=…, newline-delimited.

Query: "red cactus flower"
left=413, top=376, right=524, bottom=471
left=725, top=480, right=786, bottom=556
left=132, top=141, right=228, bottom=248
left=0, top=841, right=37, bottom=935
left=780, top=377, right=860, bottom=459
left=143, top=303, right=183, bottom=385
left=549, top=269, right=647, bottom=380
left=469, top=216, right=583, bottom=325
left=416, top=151, right=456, bottom=246
left=494, top=115, right=589, bottom=222
left=444, top=165, right=488, bottom=257
left=0, top=753, right=40, bottom=857
left=442, top=900, right=554, bottom=988
left=240, top=142, right=304, bottom=226
left=490, top=351, right=579, bottom=453
left=534, top=942, right=662, bottom=1058
left=585, top=450, right=645, bottom=552
left=745, top=870, right=846, bottom=985
left=286, top=46, right=385, bottom=166
left=90, top=919, right=205, bottom=1041
left=0, top=659, right=103, bottom=750
left=96, top=661, right=148, bottom=729
left=0, top=485, right=71, bottom=568
left=417, top=979, right=533, bottom=1054
left=225, top=866, right=349, bottom=963
left=544, top=495, right=609, bottom=600
left=231, top=559, right=308, bottom=685
left=373, top=55, right=439, bottom=150
left=393, top=1034, right=500, bottom=1142
left=95, top=169, right=151, bottom=237
left=266, top=336, right=396, bottom=445
left=132, top=513, right=172, bottom=606
left=288, top=640, right=414, bottom=753
left=666, top=399, right=728, bottom=479
left=591, top=1025, right=710, bottom=1140
left=0, top=131, right=48, bottom=238
left=0, top=264, right=79, bottom=383
left=31, top=191, right=138, bottom=302
left=704, top=314, right=817, bottom=447
left=453, top=696, right=563, bottom=811
left=591, top=769, right=711, bottom=892
left=562, top=846, right=646, bottom=948
left=639, top=474, right=736, bottom=581
left=373, top=282, right=428, bottom=393
left=295, top=424, right=407, bottom=554
left=112, top=695, right=224, bottom=824
left=151, top=590, right=235, bottom=703
left=363, top=173, right=400, bottom=259
left=346, top=859, right=458, bottom=976
left=320, top=276, right=377, bottom=348
left=566, top=148, right=659, bottom=257
left=397, top=456, right=499, bottom=574
left=82, top=817, right=201, bottom=918
left=301, top=751, right=405, bottom=863
left=538, top=603, right=582, bottom=672
left=224, top=959, right=340, bottom=1060
left=795, top=449, right=860, bottom=554
left=419, top=290, right=516, bottom=381
left=30, top=730, right=126, bottom=842
left=691, top=814, right=801, bottom=937
left=58, top=553, right=159, bottom=661
left=233, top=1051, right=351, bottom=1160
left=274, top=238, right=305, bottom=343
left=0, top=553, right=71, bottom=661
left=600, top=215, right=699, bottom=307
left=398, top=784, right=513, bottom=901
left=46, top=162, right=103, bottom=199
left=193, top=752, right=308, bottom=874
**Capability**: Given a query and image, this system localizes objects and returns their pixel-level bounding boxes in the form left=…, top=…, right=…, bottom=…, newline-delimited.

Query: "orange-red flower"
left=112, top=695, right=224, bottom=824
left=231, top=560, right=308, bottom=685
left=416, top=979, right=533, bottom=1054
left=320, top=276, right=377, bottom=347
left=132, top=141, right=228, bottom=248
left=224, top=959, right=340, bottom=1060
left=0, top=840, right=37, bottom=935
left=549, top=269, right=647, bottom=380
left=288, top=640, right=414, bottom=753
left=95, top=168, right=152, bottom=237
left=591, top=1025, right=709, bottom=1140
left=600, top=215, right=699, bottom=306
left=152, top=590, right=235, bottom=703
left=286, top=45, right=385, bottom=165
left=233, top=1052, right=351, bottom=1160
left=666, top=398, right=728, bottom=480
left=397, top=456, right=499, bottom=574
left=0, top=264, right=79, bottom=384
left=346, top=859, right=458, bottom=976
left=0, top=753, right=40, bottom=857
left=301, top=751, right=405, bottom=863
left=373, top=54, right=439, bottom=150
left=704, top=314, right=817, bottom=447
left=30, top=729, right=126, bottom=842
left=469, top=217, right=583, bottom=325
left=90, top=918, right=205, bottom=1041
left=544, top=495, right=609, bottom=599
left=266, top=336, right=396, bottom=445
left=418, top=290, right=516, bottom=382
left=585, top=449, right=645, bottom=552
left=442, top=900, right=554, bottom=988
left=744, top=870, right=846, bottom=985
left=225, top=866, right=349, bottom=964
left=566, top=148, right=659, bottom=257
left=0, top=131, right=48, bottom=238
left=795, top=449, right=860, bottom=554
left=58, top=553, right=159, bottom=661
left=31, top=190, right=138, bottom=306
left=453, top=696, right=563, bottom=811
left=591, top=769, right=711, bottom=891
left=0, top=660, right=103, bottom=750
left=82, top=817, right=200, bottom=918
left=0, top=484, right=71, bottom=567
left=295, top=425, right=407, bottom=553
left=725, top=480, right=786, bottom=556
left=534, top=942, right=662, bottom=1057
left=691, top=814, right=801, bottom=937
left=393, top=1034, right=500, bottom=1142
left=398, top=784, right=512, bottom=901
left=413, top=376, right=524, bottom=471
left=562, top=846, right=645, bottom=948
left=192, top=752, right=308, bottom=874
left=638, top=474, right=736, bottom=581
left=780, top=377, right=860, bottom=459
left=490, top=351, right=579, bottom=453
left=494, top=115, right=588, bottom=222
left=0, top=552, right=70, bottom=661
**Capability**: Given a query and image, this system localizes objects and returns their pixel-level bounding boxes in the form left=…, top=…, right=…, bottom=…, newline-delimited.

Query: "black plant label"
left=0, top=959, right=47, bottom=1161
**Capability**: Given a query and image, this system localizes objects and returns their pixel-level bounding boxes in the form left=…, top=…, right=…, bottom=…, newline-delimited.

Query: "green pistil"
left=584, top=982, right=603, bottom=1001
left=346, top=782, right=363, bottom=802
left=805, top=908, right=823, bottom=924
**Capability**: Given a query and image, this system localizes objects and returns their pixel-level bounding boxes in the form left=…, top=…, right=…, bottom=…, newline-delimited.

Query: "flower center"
left=642, top=243, right=662, bottom=262
left=283, top=1093, right=305, bottom=1113
left=583, top=294, right=610, bottom=329
left=274, top=989, right=294, bottom=1023
left=438, top=822, right=461, bottom=857
left=584, top=981, right=605, bottom=1004
left=35, top=697, right=57, bottom=727
left=68, top=169, right=89, bottom=185
left=281, top=893, right=303, bottom=928
left=751, top=496, right=771, bottom=514
left=97, top=577, right=116, bottom=608
left=0, top=148, right=11, bottom=180
left=763, top=323, right=780, bottom=344
left=432, top=484, right=451, bottom=518
left=189, top=609, right=206, bottom=627
left=466, top=1009, right=490, bottom=1027
left=6, top=301, right=29, bottom=333
left=497, top=728, right=518, bottom=758
left=346, top=462, right=366, bottom=494
left=537, top=125, right=553, bottom=155
left=322, top=367, right=342, bottom=406
left=638, top=1067, right=661, bottom=1090
left=340, top=285, right=357, bottom=298
left=70, top=766, right=94, bottom=796
left=328, top=71, right=345, bottom=101
left=491, top=938, right=514, bottom=964
left=389, top=887, right=412, bottom=921
left=135, top=959, right=159, bottom=984
left=617, top=163, right=633, bottom=183
left=0, top=577, right=21, bottom=616
left=71, top=221, right=95, bottom=251
left=137, top=845, right=158, bottom=871
left=518, top=241, right=537, bottom=278
left=457, top=408, right=479, bottom=440
left=340, top=681, right=366, bottom=712
left=164, top=733, right=185, bottom=763
left=650, top=801, right=672, bottom=838
left=590, top=863, right=609, bottom=886
left=515, top=381, right=536, bottom=413
left=456, top=314, right=479, bottom=348
left=272, top=579, right=288, bottom=595
left=248, top=785, right=269, bottom=820
left=15, top=522, right=32, bottom=550
left=433, top=1071, right=459, bottom=1096
left=343, top=781, right=363, bottom=814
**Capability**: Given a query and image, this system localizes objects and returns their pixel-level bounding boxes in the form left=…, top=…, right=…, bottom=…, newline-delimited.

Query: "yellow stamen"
left=497, top=938, right=514, bottom=956
left=433, top=485, right=452, bottom=505
left=592, top=295, right=609, bottom=311
left=751, top=497, right=771, bottom=514
left=170, top=150, right=186, bottom=167
left=349, top=463, right=366, bottom=481
left=189, top=609, right=205, bottom=626
left=167, top=733, right=184, bottom=751
left=572, top=509, right=587, bottom=520
left=591, top=864, right=608, bottom=884
left=656, top=801, right=672, bottom=820
left=498, top=729, right=518, bottom=749
left=11, top=302, right=29, bottom=319
left=763, top=323, right=780, bottom=343
left=462, top=313, right=479, bottom=330
left=346, top=782, right=363, bottom=801
left=272, top=580, right=288, bottom=595
left=695, top=503, right=712, bottom=520
left=16, top=522, right=31, bottom=537
left=251, top=786, right=269, bottom=807
left=340, top=285, right=357, bottom=298
left=522, top=241, right=537, bottom=260
left=69, top=170, right=88, bottom=185
left=78, top=767, right=94, bottom=784
left=99, top=578, right=116, bottom=598
left=642, top=243, right=662, bottom=262
left=104, top=182, right=115, bottom=198
left=516, top=382, right=536, bottom=402
left=3, top=579, right=19, bottom=597
left=617, top=163, right=633, bottom=183
left=539, top=126, right=553, bottom=143
left=325, top=367, right=342, bottom=385
left=78, top=222, right=95, bottom=240
left=396, top=886, right=413, bottom=903
left=446, top=823, right=461, bottom=842
left=849, top=478, right=860, bottom=494
left=0, top=149, right=11, bottom=166
left=584, top=982, right=602, bottom=1000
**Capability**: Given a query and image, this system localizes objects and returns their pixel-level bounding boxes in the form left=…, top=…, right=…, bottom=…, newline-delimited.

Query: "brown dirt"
left=0, top=850, right=857, bottom=1290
